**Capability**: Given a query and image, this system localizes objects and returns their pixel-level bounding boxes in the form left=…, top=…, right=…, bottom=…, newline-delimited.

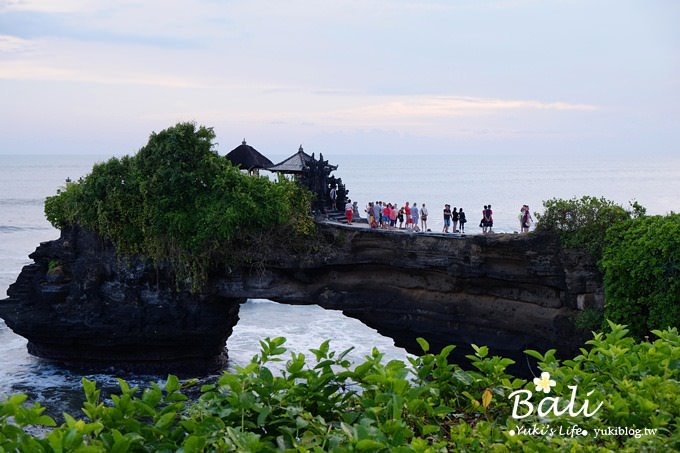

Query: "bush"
left=575, top=307, right=605, bottom=332
left=44, top=122, right=315, bottom=290
left=601, top=214, right=680, bottom=339
left=534, top=196, right=633, bottom=259
left=1, top=325, right=679, bottom=451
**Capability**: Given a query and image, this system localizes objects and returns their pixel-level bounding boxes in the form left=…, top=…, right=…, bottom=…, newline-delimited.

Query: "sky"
left=0, top=0, right=678, bottom=158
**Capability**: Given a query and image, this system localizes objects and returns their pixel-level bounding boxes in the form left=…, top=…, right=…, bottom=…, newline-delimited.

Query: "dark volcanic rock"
left=217, top=223, right=601, bottom=370
left=0, top=222, right=602, bottom=376
left=0, top=226, right=242, bottom=376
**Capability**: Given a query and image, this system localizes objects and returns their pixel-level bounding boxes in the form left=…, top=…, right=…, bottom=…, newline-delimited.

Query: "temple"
left=227, top=141, right=349, bottom=214
left=225, top=139, right=274, bottom=175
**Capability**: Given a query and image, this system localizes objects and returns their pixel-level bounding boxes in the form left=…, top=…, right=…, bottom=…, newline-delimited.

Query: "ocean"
left=1, top=152, right=679, bottom=417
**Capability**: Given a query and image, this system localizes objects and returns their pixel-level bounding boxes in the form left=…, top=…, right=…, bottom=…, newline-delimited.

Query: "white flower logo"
left=533, top=371, right=557, bottom=394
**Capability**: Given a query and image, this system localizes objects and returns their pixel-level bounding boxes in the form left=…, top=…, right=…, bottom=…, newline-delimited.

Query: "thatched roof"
left=226, top=140, right=274, bottom=172
left=266, top=145, right=313, bottom=173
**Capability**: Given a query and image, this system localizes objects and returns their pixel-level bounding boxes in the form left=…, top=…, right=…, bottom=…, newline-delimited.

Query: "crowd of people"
left=361, top=201, right=431, bottom=232
left=340, top=198, right=534, bottom=234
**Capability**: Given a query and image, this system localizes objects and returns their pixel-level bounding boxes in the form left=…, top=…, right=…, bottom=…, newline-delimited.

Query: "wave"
left=0, top=225, right=51, bottom=234
left=0, top=199, right=45, bottom=207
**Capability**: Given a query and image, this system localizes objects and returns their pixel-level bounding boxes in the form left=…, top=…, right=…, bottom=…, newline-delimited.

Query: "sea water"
left=1, top=152, right=679, bottom=417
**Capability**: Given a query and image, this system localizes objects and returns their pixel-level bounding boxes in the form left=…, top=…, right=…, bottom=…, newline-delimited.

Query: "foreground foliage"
left=1, top=323, right=678, bottom=452
left=44, top=122, right=315, bottom=290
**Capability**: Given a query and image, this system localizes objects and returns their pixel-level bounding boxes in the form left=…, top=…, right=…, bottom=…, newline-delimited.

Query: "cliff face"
left=0, top=223, right=602, bottom=375
left=0, top=226, right=242, bottom=375
left=220, top=223, right=601, bottom=368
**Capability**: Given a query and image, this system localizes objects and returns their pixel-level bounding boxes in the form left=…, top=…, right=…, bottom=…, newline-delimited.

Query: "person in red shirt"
left=382, top=203, right=392, bottom=229
left=404, top=202, right=412, bottom=229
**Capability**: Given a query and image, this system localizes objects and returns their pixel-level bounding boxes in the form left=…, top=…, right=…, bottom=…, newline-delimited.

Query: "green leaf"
left=154, top=411, right=176, bottom=430
left=356, top=439, right=386, bottom=450
left=165, top=375, right=181, bottom=394
left=471, top=344, right=488, bottom=358
left=523, top=349, right=545, bottom=361
left=416, top=337, right=430, bottom=353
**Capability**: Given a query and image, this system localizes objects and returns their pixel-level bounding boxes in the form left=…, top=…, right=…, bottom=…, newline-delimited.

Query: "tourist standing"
left=484, top=204, right=493, bottom=233
left=452, top=207, right=459, bottom=233
left=518, top=206, right=524, bottom=231
left=398, top=205, right=405, bottom=228
left=373, top=201, right=382, bottom=228
left=412, top=202, right=419, bottom=231
left=521, top=205, right=533, bottom=233
left=345, top=199, right=354, bottom=225
left=382, top=203, right=392, bottom=229
left=329, top=185, right=337, bottom=210
left=421, top=203, right=428, bottom=231
left=405, top=202, right=412, bottom=229
left=459, top=208, right=467, bottom=233
left=366, top=202, right=375, bottom=227
left=480, top=205, right=488, bottom=233
left=390, top=203, right=398, bottom=227
left=443, top=204, right=452, bottom=233
left=487, top=204, right=493, bottom=232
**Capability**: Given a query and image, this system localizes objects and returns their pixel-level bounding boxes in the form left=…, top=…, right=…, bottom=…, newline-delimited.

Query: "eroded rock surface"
left=0, top=226, right=241, bottom=375
left=0, top=222, right=601, bottom=375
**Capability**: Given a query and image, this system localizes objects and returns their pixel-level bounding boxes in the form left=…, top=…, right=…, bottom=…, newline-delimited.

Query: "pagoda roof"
left=266, top=146, right=313, bottom=173
left=226, top=140, right=274, bottom=171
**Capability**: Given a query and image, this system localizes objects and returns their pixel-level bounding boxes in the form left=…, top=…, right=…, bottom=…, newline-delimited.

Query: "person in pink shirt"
left=390, top=203, right=398, bottom=227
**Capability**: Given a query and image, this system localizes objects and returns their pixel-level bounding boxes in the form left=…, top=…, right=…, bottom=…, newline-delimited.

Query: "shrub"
left=534, top=195, right=633, bottom=259
left=575, top=307, right=605, bottom=332
left=601, top=213, right=680, bottom=339
left=1, top=325, right=679, bottom=451
left=44, top=122, right=315, bottom=290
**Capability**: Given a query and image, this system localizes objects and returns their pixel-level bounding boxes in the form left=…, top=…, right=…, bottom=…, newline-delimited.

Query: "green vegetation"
left=1, top=324, right=678, bottom=451
left=534, top=196, right=642, bottom=259
left=44, top=122, right=315, bottom=290
left=601, top=214, right=680, bottom=339
left=534, top=196, right=680, bottom=339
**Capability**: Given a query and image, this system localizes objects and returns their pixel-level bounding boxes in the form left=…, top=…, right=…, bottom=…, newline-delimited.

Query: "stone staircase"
left=323, top=209, right=367, bottom=224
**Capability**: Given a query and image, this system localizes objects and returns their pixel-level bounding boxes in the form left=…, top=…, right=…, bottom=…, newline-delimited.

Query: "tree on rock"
left=45, top=122, right=315, bottom=291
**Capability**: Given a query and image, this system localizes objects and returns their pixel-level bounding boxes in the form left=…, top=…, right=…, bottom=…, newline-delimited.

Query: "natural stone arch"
left=0, top=223, right=600, bottom=376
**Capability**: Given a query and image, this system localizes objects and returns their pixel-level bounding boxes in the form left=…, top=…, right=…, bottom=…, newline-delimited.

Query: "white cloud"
left=0, top=0, right=98, bottom=13
left=0, top=59, right=200, bottom=87
left=0, top=0, right=674, bottom=155
left=0, top=34, right=34, bottom=53
left=324, top=96, right=599, bottom=121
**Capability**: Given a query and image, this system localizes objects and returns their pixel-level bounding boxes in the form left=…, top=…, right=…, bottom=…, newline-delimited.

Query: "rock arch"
left=0, top=223, right=601, bottom=376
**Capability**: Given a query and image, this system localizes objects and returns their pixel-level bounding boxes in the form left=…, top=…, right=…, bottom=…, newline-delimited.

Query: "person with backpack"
left=458, top=208, right=467, bottom=233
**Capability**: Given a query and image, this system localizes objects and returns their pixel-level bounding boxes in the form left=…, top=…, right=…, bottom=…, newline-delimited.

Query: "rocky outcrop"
left=0, top=222, right=602, bottom=375
left=220, top=223, right=601, bottom=371
left=0, top=226, right=242, bottom=375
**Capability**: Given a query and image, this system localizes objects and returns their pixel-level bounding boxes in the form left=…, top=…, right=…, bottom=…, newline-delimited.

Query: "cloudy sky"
left=0, top=0, right=678, bottom=157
